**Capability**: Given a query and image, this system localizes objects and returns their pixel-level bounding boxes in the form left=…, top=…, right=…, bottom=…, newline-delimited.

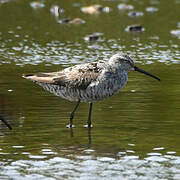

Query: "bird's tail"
left=22, top=73, right=54, bottom=83
left=22, top=74, right=34, bottom=78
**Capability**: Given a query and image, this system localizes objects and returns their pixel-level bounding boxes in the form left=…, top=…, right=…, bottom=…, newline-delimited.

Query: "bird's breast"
left=86, top=71, right=128, bottom=102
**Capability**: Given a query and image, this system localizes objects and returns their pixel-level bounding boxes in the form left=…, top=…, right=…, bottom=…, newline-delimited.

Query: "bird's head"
left=108, top=53, right=160, bottom=81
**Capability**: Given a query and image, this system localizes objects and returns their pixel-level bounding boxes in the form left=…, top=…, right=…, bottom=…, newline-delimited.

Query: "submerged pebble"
left=81, top=4, right=111, bottom=14
left=118, top=3, right=134, bottom=11
left=128, top=11, right=144, bottom=18
left=30, top=1, right=45, bottom=9
left=125, top=24, right=145, bottom=32
left=58, top=18, right=85, bottom=25
left=84, top=32, right=103, bottom=42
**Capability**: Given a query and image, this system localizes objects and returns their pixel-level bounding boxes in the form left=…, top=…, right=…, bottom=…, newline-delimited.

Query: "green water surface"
left=0, top=0, right=180, bottom=179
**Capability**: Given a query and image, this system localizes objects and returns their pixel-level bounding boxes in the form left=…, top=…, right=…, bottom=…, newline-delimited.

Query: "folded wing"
left=23, top=62, right=104, bottom=90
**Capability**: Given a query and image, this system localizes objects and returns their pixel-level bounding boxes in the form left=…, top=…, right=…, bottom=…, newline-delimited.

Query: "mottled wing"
left=53, top=62, right=104, bottom=89
left=23, top=62, right=105, bottom=90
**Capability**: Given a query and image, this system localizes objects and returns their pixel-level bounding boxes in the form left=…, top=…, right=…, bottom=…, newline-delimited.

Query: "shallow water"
left=0, top=0, right=180, bottom=179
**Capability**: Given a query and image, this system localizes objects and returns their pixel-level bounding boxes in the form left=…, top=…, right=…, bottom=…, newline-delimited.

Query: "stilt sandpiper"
left=23, top=53, right=160, bottom=128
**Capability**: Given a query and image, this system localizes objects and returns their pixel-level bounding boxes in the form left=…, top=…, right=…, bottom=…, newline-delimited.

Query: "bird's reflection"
left=69, top=127, right=74, bottom=137
left=69, top=127, right=92, bottom=147
left=87, top=128, right=92, bottom=148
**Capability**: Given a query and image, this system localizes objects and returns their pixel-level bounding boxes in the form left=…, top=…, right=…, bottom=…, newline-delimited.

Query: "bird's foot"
left=66, top=124, right=75, bottom=128
left=83, top=124, right=93, bottom=128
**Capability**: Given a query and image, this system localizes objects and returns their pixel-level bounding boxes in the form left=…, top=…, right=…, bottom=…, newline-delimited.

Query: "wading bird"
left=23, top=53, right=160, bottom=128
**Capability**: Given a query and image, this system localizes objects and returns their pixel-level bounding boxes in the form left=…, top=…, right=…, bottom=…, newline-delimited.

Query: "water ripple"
left=0, top=38, right=179, bottom=66
left=0, top=151, right=180, bottom=180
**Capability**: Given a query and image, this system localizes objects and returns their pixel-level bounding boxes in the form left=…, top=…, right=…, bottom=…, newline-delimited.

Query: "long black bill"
left=0, top=115, right=12, bottom=130
left=134, top=66, right=160, bottom=81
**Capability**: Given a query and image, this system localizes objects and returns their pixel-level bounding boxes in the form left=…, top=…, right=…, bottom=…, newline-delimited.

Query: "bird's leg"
left=66, top=100, right=80, bottom=128
left=88, top=103, right=93, bottom=127
left=84, top=102, right=93, bottom=128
